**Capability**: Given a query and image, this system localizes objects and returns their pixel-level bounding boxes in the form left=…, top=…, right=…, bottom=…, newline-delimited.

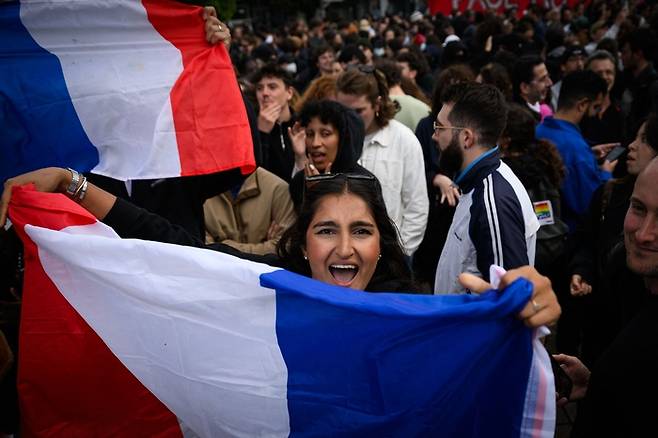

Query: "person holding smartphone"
left=568, top=114, right=658, bottom=366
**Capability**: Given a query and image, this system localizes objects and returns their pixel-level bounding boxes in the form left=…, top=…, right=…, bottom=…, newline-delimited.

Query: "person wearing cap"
left=550, top=45, right=585, bottom=111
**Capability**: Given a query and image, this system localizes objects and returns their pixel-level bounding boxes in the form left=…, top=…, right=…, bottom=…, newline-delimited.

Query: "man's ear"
left=285, top=85, right=294, bottom=102
left=519, top=82, right=530, bottom=97
left=576, top=97, right=590, bottom=114
left=461, top=128, right=476, bottom=149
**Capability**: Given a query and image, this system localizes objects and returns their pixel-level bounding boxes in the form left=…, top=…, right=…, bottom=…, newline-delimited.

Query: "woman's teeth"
left=329, top=264, right=358, bottom=283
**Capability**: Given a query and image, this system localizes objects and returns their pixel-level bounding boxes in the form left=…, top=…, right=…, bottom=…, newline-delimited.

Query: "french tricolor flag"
left=0, top=0, right=255, bottom=182
left=10, top=185, right=556, bottom=437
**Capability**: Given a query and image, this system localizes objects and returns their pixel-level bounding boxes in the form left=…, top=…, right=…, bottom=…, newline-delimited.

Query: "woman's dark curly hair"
left=296, top=100, right=365, bottom=172
left=502, top=104, right=565, bottom=188
left=277, top=175, right=414, bottom=292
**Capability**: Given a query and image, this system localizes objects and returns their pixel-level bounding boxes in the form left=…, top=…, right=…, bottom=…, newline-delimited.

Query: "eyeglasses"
left=433, top=121, right=467, bottom=134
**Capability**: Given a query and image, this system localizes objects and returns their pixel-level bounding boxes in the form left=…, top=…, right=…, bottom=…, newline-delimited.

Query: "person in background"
left=536, top=70, right=617, bottom=232
left=375, top=59, right=430, bottom=132
left=396, top=51, right=433, bottom=98
left=336, top=66, right=429, bottom=257
left=203, top=167, right=296, bottom=256
left=550, top=45, right=585, bottom=111
left=568, top=114, right=658, bottom=364
left=476, top=62, right=513, bottom=101
left=253, top=64, right=296, bottom=183
left=432, top=83, right=539, bottom=294
left=619, top=28, right=658, bottom=140
left=413, top=64, right=475, bottom=290
left=295, top=42, right=336, bottom=92
left=512, top=55, right=554, bottom=122
left=293, top=75, right=337, bottom=113
left=554, top=157, right=658, bottom=437
left=287, top=100, right=370, bottom=210
left=580, top=50, right=624, bottom=147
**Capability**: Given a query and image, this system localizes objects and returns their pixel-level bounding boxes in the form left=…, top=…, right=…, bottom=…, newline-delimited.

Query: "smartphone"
left=605, top=144, right=626, bottom=162
left=550, top=356, right=573, bottom=399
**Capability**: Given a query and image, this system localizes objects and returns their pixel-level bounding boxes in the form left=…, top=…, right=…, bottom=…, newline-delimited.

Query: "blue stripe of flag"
left=0, top=1, right=98, bottom=183
left=262, top=270, right=534, bottom=437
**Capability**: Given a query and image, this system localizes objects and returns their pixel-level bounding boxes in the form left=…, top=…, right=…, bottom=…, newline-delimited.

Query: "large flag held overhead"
left=0, top=0, right=255, bottom=183
left=10, top=186, right=556, bottom=437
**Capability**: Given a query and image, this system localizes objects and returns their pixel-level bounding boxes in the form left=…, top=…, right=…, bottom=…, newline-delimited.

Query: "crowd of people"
left=2, top=0, right=658, bottom=434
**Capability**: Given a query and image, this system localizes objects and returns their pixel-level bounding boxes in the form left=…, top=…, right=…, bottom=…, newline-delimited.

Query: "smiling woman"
left=279, top=173, right=414, bottom=292
left=2, top=168, right=561, bottom=323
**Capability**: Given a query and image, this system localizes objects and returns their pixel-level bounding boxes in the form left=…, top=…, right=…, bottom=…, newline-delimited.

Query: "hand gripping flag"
left=0, top=0, right=255, bottom=182
left=10, top=186, right=556, bottom=437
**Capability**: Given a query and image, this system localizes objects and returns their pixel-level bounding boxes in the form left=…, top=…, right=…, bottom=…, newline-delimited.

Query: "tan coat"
left=203, top=167, right=296, bottom=255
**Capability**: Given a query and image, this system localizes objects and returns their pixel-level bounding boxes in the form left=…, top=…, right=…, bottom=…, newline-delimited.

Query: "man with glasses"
left=432, top=83, right=539, bottom=294
left=536, top=70, right=616, bottom=232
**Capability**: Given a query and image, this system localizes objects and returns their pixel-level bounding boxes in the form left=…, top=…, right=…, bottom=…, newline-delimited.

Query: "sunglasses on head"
left=305, top=172, right=376, bottom=185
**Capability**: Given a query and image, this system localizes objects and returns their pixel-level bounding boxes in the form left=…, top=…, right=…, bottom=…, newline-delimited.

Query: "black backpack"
left=527, top=177, right=569, bottom=271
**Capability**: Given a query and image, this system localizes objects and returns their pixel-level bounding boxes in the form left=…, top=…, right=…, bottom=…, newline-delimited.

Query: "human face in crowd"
left=585, top=93, right=604, bottom=117
left=317, top=50, right=336, bottom=75
left=588, top=58, right=616, bottom=92
left=330, top=61, right=344, bottom=76
left=304, top=193, right=381, bottom=290
left=620, top=43, right=636, bottom=71
left=563, top=55, right=585, bottom=74
left=336, top=92, right=378, bottom=134
left=624, top=160, right=658, bottom=278
left=524, top=63, right=552, bottom=104
left=627, top=122, right=658, bottom=176
left=433, top=103, right=465, bottom=174
left=256, top=76, right=292, bottom=111
left=397, top=61, right=416, bottom=80
left=305, top=117, right=339, bottom=173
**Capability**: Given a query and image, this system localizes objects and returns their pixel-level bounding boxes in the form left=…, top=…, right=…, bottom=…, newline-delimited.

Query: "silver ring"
left=217, top=24, right=223, bottom=32
left=531, top=299, right=541, bottom=314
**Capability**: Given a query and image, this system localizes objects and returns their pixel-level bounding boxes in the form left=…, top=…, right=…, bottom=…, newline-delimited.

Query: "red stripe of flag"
left=142, top=0, right=256, bottom=177
left=11, top=186, right=182, bottom=437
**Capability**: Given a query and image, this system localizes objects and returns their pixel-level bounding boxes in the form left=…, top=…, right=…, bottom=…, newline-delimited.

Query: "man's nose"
left=635, top=214, right=658, bottom=244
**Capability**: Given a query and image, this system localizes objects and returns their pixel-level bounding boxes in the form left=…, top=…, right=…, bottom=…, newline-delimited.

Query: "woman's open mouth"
left=328, top=264, right=359, bottom=285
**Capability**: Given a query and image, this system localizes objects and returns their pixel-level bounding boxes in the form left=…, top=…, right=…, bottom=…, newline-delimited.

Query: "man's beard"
left=438, top=133, right=464, bottom=177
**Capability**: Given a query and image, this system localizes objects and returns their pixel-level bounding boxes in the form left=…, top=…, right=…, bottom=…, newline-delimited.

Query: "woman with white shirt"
left=334, top=66, right=429, bottom=256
